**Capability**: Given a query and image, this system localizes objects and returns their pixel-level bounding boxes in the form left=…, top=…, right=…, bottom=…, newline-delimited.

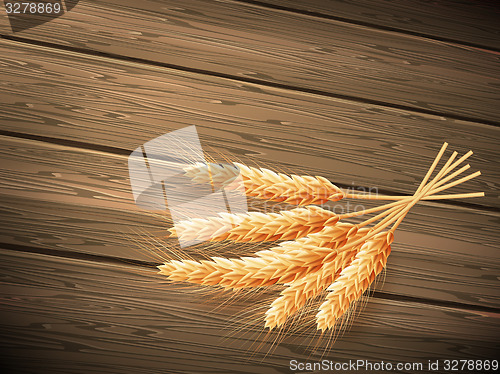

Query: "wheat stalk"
left=156, top=143, right=485, bottom=333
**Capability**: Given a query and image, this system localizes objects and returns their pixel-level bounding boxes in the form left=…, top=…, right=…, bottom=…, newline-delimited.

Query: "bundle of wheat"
left=158, top=142, right=484, bottom=332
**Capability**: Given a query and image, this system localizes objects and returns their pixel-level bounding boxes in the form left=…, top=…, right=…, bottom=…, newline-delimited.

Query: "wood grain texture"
left=0, top=249, right=498, bottom=374
left=1, top=0, right=500, bottom=123
left=0, top=0, right=499, bottom=371
left=1, top=39, right=498, bottom=208
left=0, top=136, right=499, bottom=309
left=256, top=0, right=500, bottom=50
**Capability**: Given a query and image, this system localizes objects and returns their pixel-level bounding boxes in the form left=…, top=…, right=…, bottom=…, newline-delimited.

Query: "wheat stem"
left=343, top=193, right=404, bottom=200
left=421, top=192, right=484, bottom=200
left=427, top=171, right=481, bottom=195
left=445, top=150, right=474, bottom=175
left=338, top=198, right=413, bottom=219
left=429, top=164, right=470, bottom=190
left=356, top=205, right=404, bottom=228
left=345, top=191, right=484, bottom=201
left=389, top=148, right=458, bottom=232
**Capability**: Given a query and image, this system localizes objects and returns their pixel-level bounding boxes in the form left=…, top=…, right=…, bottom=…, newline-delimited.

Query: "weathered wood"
left=257, top=0, right=500, bottom=50
left=0, top=136, right=499, bottom=309
left=1, top=0, right=499, bottom=123
left=0, top=249, right=498, bottom=374
left=1, top=40, right=498, bottom=208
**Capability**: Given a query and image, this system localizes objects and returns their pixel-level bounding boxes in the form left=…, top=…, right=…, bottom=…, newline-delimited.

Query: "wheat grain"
left=184, top=162, right=240, bottom=188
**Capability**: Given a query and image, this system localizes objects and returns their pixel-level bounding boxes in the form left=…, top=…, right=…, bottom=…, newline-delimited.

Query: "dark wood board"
left=1, top=0, right=500, bottom=123
left=1, top=40, right=498, bottom=208
left=255, top=0, right=500, bottom=50
left=0, top=0, right=499, bottom=371
left=0, top=249, right=498, bottom=374
left=0, top=136, right=499, bottom=309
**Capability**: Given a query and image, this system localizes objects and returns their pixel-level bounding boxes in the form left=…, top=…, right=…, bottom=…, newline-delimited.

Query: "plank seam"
left=231, top=0, right=500, bottom=53
left=1, top=129, right=496, bottom=214
left=1, top=243, right=498, bottom=314
left=1, top=34, right=499, bottom=128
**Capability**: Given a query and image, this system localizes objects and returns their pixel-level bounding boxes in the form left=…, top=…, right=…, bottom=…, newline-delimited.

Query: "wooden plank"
left=0, top=249, right=498, bottom=374
left=257, top=0, right=500, bottom=50
left=1, top=39, right=498, bottom=208
left=1, top=0, right=499, bottom=123
left=0, top=136, right=499, bottom=309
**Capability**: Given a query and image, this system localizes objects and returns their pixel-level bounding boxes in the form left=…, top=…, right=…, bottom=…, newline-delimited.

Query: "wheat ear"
left=184, top=162, right=344, bottom=205
left=316, top=231, right=393, bottom=331
left=168, top=206, right=339, bottom=243
left=159, top=223, right=357, bottom=290
left=265, top=227, right=369, bottom=329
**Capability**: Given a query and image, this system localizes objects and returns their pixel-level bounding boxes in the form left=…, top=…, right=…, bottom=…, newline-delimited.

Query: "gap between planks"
left=0, top=129, right=494, bottom=214
left=0, top=136, right=498, bottom=311
left=1, top=243, right=499, bottom=316
left=1, top=34, right=499, bottom=129
left=231, top=0, right=500, bottom=53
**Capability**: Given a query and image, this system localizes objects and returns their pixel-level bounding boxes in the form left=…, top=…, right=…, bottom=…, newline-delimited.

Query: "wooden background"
left=0, top=0, right=499, bottom=373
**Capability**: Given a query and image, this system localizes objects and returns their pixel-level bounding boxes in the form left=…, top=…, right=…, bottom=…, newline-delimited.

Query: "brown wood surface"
left=1, top=0, right=499, bottom=124
left=256, top=0, right=500, bottom=50
left=0, top=249, right=498, bottom=374
left=0, top=135, right=498, bottom=310
left=1, top=40, right=498, bottom=208
left=0, top=0, right=499, bottom=372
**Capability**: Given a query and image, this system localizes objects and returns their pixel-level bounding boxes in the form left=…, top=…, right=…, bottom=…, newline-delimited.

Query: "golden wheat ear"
left=316, top=231, right=393, bottom=331
left=168, top=206, right=339, bottom=243
left=184, top=162, right=239, bottom=187
left=159, top=224, right=358, bottom=291
left=183, top=162, right=345, bottom=205
left=264, top=227, right=368, bottom=329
